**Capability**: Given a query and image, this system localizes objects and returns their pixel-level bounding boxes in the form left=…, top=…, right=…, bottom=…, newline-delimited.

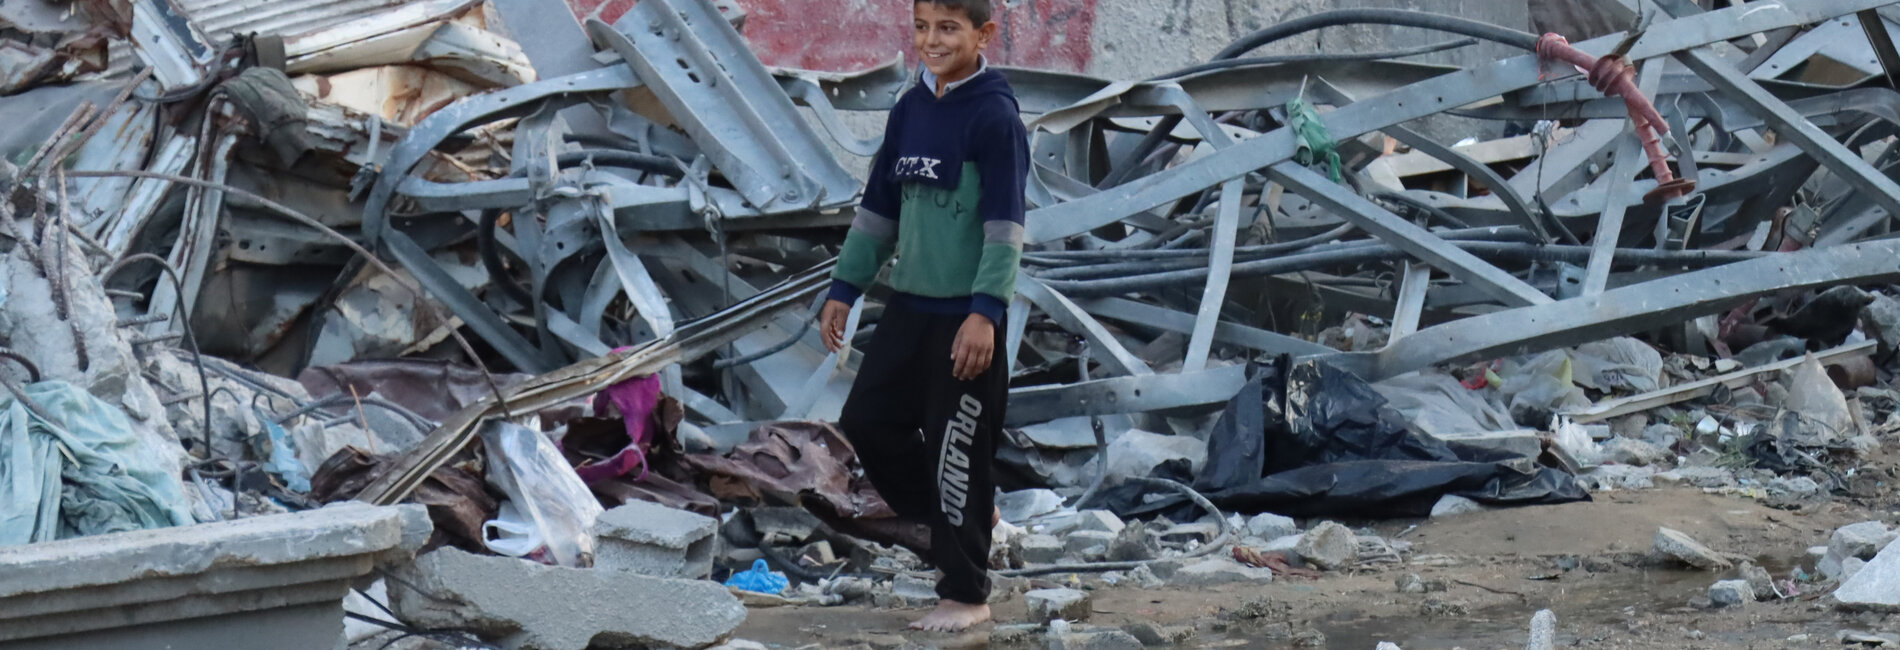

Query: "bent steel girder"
left=1326, top=238, right=1900, bottom=380
left=1023, top=0, right=1899, bottom=246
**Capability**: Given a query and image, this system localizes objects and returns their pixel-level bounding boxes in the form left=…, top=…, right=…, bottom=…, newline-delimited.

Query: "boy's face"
left=913, top=2, right=996, bottom=83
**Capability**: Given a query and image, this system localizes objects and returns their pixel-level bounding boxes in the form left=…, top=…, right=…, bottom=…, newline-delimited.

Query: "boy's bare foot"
left=909, top=600, right=991, bottom=632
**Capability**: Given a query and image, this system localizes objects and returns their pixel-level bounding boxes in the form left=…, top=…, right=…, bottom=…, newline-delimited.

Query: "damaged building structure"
left=16, top=0, right=1900, bottom=647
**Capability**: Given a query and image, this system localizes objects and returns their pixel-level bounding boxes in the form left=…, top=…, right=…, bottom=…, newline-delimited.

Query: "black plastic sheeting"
left=1097, top=357, right=1590, bottom=520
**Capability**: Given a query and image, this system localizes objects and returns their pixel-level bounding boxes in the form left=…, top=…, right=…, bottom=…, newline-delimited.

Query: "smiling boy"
left=818, top=0, right=1029, bottom=634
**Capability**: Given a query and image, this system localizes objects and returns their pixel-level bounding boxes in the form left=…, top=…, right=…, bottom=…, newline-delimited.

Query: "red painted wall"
left=569, top=0, right=1096, bottom=73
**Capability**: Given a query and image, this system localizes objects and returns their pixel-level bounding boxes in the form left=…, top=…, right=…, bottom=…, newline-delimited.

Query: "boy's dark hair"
left=917, top=0, right=993, bottom=26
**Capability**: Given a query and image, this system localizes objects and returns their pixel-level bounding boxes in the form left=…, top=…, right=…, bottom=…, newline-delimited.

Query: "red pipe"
left=1536, top=33, right=1694, bottom=201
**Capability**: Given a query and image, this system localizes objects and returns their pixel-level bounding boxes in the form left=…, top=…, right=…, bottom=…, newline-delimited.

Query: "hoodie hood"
left=883, top=67, right=1021, bottom=190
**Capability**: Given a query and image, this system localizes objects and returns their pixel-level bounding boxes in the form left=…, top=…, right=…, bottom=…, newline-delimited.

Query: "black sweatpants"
left=838, top=299, right=1005, bottom=604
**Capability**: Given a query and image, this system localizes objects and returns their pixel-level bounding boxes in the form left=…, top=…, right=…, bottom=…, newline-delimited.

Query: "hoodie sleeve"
left=967, top=99, right=1029, bottom=325
left=828, top=104, right=905, bottom=306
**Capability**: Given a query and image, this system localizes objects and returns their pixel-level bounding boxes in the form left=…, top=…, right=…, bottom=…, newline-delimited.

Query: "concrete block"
left=1073, top=510, right=1126, bottom=534
left=1026, top=588, right=1091, bottom=622
left=1021, top=534, right=1066, bottom=564
left=389, top=547, right=744, bottom=649
left=997, top=489, right=1065, bottom=524
left=0, top=503, right=423, bottom=648
left=592, top=501, right=717, bottom=579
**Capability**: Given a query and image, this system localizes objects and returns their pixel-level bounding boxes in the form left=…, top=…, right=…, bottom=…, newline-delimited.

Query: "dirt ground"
left=734, top=485, right=1900, bottom=649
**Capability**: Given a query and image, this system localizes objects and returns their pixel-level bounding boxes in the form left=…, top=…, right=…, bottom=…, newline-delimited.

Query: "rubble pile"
left=14, top=0, right=1900, bottom=648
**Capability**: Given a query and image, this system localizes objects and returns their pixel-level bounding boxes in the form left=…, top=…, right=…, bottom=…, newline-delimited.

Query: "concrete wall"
left=570, top=0, right=1530, bottom=81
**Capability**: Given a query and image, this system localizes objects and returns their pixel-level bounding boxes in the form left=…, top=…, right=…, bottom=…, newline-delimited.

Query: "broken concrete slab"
left=1026, top=588, right=1091, bottom=622
left=0, top=502, right=428, bottom=648
left=1048, top=628, right=1144, bottom=650
left=1831, top=521, right=1896, bottom=561
left=1122, top=621, right=1195, bottom=646
left=592, top=500, right=717, bottom=579
left=1020, top=534, right=1066, bottom=564
left=1296, top=521, right=1359, bottom=571
left=1833, top=538, right=1900, bottom=611
left=1654, top=527, right=1732, bottom=570
left=1170, top=557, right=1274, bottom=586
left=388, top=547, right=745, bottom=649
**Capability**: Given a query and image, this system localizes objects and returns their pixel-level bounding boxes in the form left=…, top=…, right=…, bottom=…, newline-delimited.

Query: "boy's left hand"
left=950, top=314, right=996, bottom=381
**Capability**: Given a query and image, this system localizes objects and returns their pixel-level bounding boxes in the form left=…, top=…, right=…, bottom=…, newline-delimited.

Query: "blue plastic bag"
left=724, top=559, right=789, bottom=595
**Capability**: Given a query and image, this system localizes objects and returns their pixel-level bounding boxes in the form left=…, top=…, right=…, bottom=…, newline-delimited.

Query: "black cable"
left=1210, top=9, right=1539, bottom=60
left=1374, top=191, right=1471, bottom=229
left=1155, top=37, right=1479, bottom=80
left=102, top=253, right=213, bottom=462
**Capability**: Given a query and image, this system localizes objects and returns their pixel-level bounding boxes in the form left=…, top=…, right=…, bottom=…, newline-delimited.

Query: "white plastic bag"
left=480, top=419, right=604, bottom=567
left=481, top=501, right=545, bottom=558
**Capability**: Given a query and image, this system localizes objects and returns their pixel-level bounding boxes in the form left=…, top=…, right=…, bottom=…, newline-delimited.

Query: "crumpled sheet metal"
left=308, top=445, right=495, bottom=553
left=676, top=421, right=893, bottom=521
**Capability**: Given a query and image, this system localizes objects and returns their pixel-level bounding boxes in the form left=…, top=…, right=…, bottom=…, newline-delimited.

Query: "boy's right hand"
left=820, top=299, right=851, bottom=352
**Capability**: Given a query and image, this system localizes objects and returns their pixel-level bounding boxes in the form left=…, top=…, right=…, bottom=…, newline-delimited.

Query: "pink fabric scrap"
left=573, top=370, right=663, bottom=484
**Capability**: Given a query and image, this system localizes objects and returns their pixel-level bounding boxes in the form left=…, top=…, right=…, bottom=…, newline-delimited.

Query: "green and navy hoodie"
left=826, top=60, right=1030, bottom=326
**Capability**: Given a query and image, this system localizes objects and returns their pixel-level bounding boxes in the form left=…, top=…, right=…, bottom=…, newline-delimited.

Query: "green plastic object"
left=1286, top=97, right=1343, bottom=182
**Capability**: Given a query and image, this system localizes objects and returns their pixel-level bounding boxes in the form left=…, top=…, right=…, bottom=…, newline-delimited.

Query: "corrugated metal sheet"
left=106, top=0, right=408, bottom=76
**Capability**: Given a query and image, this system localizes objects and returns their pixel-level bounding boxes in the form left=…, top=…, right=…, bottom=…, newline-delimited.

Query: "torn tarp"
left=1106, top=359, right=1589, bottom=520
left=0, top=381, right=194, bottom=546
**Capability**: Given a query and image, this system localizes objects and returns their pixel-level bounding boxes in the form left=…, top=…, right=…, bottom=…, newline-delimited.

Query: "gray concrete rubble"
left=1296, top=521, right=1360, bottom=571
left=592, top=500, right=717, bottom=579
left=388, top=547, right=746, bottom=650
left=1047, top=626, right=1144, bottom=650
left=1525, top=609, right=1556, bottom=650
left=1171, top=557, right=1275, bottom=586
left=1026, top=588, right=1092, bottom=622
left=0, top=503, right=428, bottom=650
left=1246, top=512, right=1299, bottom=539
left=1708, top=580, right=1753, bottom=607
left=1654, top=528, right=1732, bottom=570
left=18, top=0, right=1900, bottom=647
left=1739, top=562, right=1780, bottom=601
left=1430, top=495, right=1490, bottom=518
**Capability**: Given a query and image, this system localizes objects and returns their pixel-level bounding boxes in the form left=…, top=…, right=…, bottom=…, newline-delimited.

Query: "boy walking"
left=819, top=0, right=1028, bottom=633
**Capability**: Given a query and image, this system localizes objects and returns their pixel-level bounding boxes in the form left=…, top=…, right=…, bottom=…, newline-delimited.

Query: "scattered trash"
left=724, top=559, right=790, bottom=596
